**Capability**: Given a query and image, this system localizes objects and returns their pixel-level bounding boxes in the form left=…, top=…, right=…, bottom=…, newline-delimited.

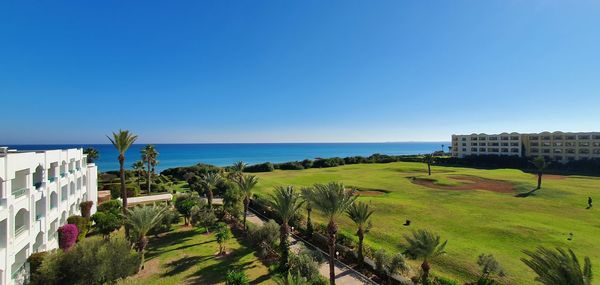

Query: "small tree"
left=234, top=174, right=258, bottom=230
left=531, top=156, right=547, bottom=189
left=300, top=187, right=315, bottom=238
left=404, top=229, right=447, bottom=283
left=91, top=212, right=122, bottom=238
left=215, top=222, right=232, bottom=255
left=521, top=247, right=592, bottom=285
left=191, top=206, right=216, bottom=233
left=202, top=172, right=223, bottom=209
left=67, top=215, right=90, bottom=241
left=175, top=193, right=201, bottom=226
left=346, top=201, right=374, bottom=269
left=270, top=186, right=305, bottom=274
left=79, top=201, right=94, bottom=219
left=123, top=205, right=166, bottom=270
left=83, top=147, right=99, bottom=163
left=58, top=224, right=79, bottom=251
left=423, top=154, right=434, bottom=176
left=374, top=249, right=409, bottom=284
left=474, top=254, right=505, bottom=284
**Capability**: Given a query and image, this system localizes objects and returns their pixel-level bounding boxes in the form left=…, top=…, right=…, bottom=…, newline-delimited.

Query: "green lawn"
left=118, top=225, right=274, bottom=285
left=251, top=162, right=600, bottom=284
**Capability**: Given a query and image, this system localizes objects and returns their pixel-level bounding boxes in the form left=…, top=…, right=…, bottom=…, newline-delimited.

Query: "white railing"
left=12, top=187, right=27, bottom=198
left=14, top=225, right=27, bottom=238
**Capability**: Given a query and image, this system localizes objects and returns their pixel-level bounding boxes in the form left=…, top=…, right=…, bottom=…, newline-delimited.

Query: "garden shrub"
left=36, top=236, right=140, bottom=285
left=301, top=159, right=313, bottom=169
left=433, top=276, right=461, bottom=285
left=67, top=215, right=89, bottom=241
left=312, top=157, right=344, bottom=168
left=79, top=201, right=94, bottom=219
left=58, top=224, right=78, bottom=251
left=91, top=211, right=122, bottom=237
left=175, top=192, right=201, bottom=225
left=150, top=207, right=180, bottom=235
left=97, top=199, right=122, bottom=215
left=110, top=184, right=140, bottom=199
left=225, top=269, right=250, bottom=285
left=191, top=206, right=216, bottom=233
left=27, top=251, right=47, bottom=285
left=223, top=186, right=243, bottom=219
left=289, top=249, right=327, bottom=284
left=248, top=219, right=279, bottom=258
left=243, top=162, right=274, bottom=173
left=276, top=161, right=305, bottom=170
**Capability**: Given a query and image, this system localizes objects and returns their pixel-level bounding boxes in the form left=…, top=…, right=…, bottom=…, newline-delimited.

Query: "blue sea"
left=7, top=143, right=449, bottom=172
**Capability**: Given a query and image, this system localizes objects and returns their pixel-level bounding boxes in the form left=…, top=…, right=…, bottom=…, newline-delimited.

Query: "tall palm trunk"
left=147, top=160, right=151, bottom=193
left=357, top=228, right=364, bottom=268
left=421, top=259, right=430, bottom=283
left=327, top=220, right=337, bottom=285
left=537, top=172, right=542, bottom=189
left=243, top=197, right=249, bottom=230
left=306, top=207, right=313, bottom=238
left=120, top=155, right=128, bottom=210
left=137, top=236, right=149, bottom=271
left=279, top=222, right=290, bottom=274
left=207, top=187, right=214, bottom=209
left=427, top=163, right=431, bottom=175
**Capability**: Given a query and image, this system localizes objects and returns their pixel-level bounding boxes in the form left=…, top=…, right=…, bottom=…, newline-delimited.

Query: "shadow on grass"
left=162, top=255, right=212, bottom=277
left=515, top=188, right=539, bottom=197
left=146, top=228, right=200, bottom=259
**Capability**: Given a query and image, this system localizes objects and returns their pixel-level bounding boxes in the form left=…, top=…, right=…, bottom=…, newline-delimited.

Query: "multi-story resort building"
left=451, top=131, right=600, bottom=162
left=0, top=147, right=98, bottom=285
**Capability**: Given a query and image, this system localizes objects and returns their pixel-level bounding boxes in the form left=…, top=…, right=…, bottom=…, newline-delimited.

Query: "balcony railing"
left=34, top=181, right=43, bottom=190
left=69, top=169, right=75, bottom=174
left=48, top=176, right=57, bottom=183
left=14, top=225, right=27, bottom=237
left=36, top=214, right=44, bottom=221
left=12, top=187, right=27, bottom=198
left=60, top=172, right=66, bottom=178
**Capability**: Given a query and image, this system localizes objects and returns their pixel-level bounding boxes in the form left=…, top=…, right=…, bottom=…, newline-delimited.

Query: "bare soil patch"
left=350, top=187, right=390, bottom=197
left=411, top=175, right=515, bottom=193
left=130, top=258, right=160, bottom=280
left=540, top=174, right=567, bottom=180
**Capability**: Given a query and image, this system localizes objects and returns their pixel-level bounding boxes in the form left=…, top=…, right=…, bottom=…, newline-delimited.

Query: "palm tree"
left=235, top=174, right=258, bottom=231
left=132, top=160, right=145, bottom=188
left=403, top=229, right=447, bottom=283
left=141, top=145, right=158, bottom=193
left=202, top=172, right=223, bottom=209
left=107, top=130, right=138, bottom=212
left=123, top=205, right=166, bottom=270
left=521, top=247, right=592, bottom=285
left=273, top=272, right=311, bottom=285
left=300, top=187, right=314, bottom=238
left=230, top=161, right=247, bottom=181
left=270, top=186, right=304, bottom=274
left=309, top=182, right=357, bottom=285
left=346, top=201, right=374, bottom=269
left=423, top=154, right=434, bottom=176
left=83, top=147, right=99, bottom=163
left=531, top=156, right=547, bottom=189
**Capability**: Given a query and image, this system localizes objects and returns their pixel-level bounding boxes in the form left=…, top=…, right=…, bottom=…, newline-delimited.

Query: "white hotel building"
left=0, top=147, right=98, bottom=285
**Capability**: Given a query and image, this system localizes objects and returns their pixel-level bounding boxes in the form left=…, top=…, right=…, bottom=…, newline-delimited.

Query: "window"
left=471, top=143, right=477, bottom=146
left=566, top=149, right=576, bottom=154
left=565, top=142, right=576, bottom=147
left=490, top=142, right=499, bottom=146
left=471, top=148, right=478, bottom=152
left=471, top=137, right=478, bottom=141
left=579, top=142, right=590, bottom=147
left=511, top=142, right=519, bottom=147
left=553, top=136, right=563, bottom=140
left=554, top=156, right=563, bottom=161
left=479, top=143, right=487, bottom=146
left=566, top=136, right=576, bottom=140
left=489, top=137, right=498, bottom=141
left=593, top=149, right=600, bottom=154
left=511, top=136, right=520, bottom=140
left=554, top=142, right=563, bottom=147
left=479, top=137, right=487, bottom=141
left=501, top=142, right=509, bottom=146
left=511, top=148, right=519, bottom=153
left=542, top=142, right=551, bottom=147
left=479, top=148, right=486, bottom=152
left=542, top=136, right=551, bottom=140
left=462, top=148, right=467, bottom=152
left=489, top=148, right=499, bottom=153
left=579, top=135, right=590, bottom=140
left=531, top=142, right=539, bottom=147
left=501, top=148, right=509, bottom=152
left=531, top=148, right=539, bottom=153
left=461, top=137, right=467, bottom=141
left=501, top=136, right=509, bottom=141
left=553, top=149, right=563, bottom=154
left=593, top=142, right=600, bottom=147
left=567, top=156, right=576, bottom=161
left=580, top=149, right=590, bottom=154
left=462, top=143, right=467, bottom=146
left=593, top=135, right=600, bottom=140
left=529, top=136, right=539, bottom=140
left=542, top=149, right=551, bottom=154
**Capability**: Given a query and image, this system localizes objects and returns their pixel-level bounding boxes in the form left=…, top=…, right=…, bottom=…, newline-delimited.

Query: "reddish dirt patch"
left=411, top=175, right=515, bottom=193
left=357, top=190, right=386, bottom=197
left=540, top=174, right=567, bottom=180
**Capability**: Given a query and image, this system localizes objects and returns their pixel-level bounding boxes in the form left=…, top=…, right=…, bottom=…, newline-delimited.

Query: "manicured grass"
left=118, top=225, right=274, bottom=285
left=251, top=162, right=600, bottom=284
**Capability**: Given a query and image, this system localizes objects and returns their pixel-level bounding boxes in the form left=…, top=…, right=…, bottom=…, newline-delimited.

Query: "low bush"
left=79, top=201, right=94, bottom=219
left=36, top=236, right=140, bottom=285
left=289, top=248, right=328, bottom=285
left=312, top=157, right=345, bottom=168
left=27, top=252, right=47, bottom=285
left=91, top=212, right=122, bottom=237
left=225, top=270, right=250, bottom=285
left=97, top=199, right=122, bottom=215
left=67, top=215, right=90, bottom=241
left=175, top=192, right=202, bottom=225
left=276, top=161, right=305, bottom=170
left=58, top=224, right=78, bottom=251
left=248, top=219, right=279, bottom=258
left=433, top=276, right=461, bottom=285
left=244, top=162, right=274, bottom=173
left=110, top=184, right=140, bottom=199
left=150, top=207, right=180, bottom=235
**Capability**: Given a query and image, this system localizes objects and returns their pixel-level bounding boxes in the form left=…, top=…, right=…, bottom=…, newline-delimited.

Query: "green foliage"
left=475, top=253, right=505, bottom=282
left=248, top=219, right=279, bottom=258
left=97, top=199, right=122, bottom=215
left=110, top=183, right=140, bottom=199
left=244, top=162, right=275, bottom=173
left=433, top=276, right=461, bottom=285
left=276, top=161, right=305, bottom=170
left=310, top=182, right=356, bottom=220
left=150, top=207, right=180, bottom=235
left=174, top=192, right=201, bottom=225
left=273, top=271, right=312, bottom=285
left=374, top=249, right=409, bottom=283
left=215, top=222, right=232, bottom=255
left=223, top=186, right=244, bottom=219
left=191, top=206, right=216, bottom=233
left=27, top=252, right=47, bottom=285
left=67, top=215, right=90, bottom=241
left=404, top=229, right=447, bottom=261
left=161, top=163, right=222, bottom=181
left=521, top=247, right=592, bottom=285
left=36, top=237, right=140, bottom=285
left=83, top=147, right=99, bottom=163
left=312, top=157, right=345, bottom=168
left=79, top=201, right=94, bottom=219
left=91, top=211, right=122, bottom=237
left=225, top=270, right=250, bottom=285
left=288, top=249, right=325, bottom=283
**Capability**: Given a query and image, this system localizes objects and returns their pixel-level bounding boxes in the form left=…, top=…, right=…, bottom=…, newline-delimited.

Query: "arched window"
left=50, top=192, right=58, bottom=209
left=14, top=208, right=29, bottom=237
left=33, top=165, right=44, bottom=189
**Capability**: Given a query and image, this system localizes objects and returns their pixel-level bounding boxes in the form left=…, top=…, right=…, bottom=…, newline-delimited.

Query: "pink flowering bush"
left=58, top=224, right=78, bottom=251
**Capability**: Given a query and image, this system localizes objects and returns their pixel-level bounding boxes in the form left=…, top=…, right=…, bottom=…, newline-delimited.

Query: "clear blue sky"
left=1, top=1, right=599, bottom=144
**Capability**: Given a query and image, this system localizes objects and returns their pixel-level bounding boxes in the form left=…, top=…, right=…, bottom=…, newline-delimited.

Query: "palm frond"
left=521, top=247, right=592, bottom=285
left=269, top=186, right=304, bottom=223
left=310, top=182, right=357, bottom=221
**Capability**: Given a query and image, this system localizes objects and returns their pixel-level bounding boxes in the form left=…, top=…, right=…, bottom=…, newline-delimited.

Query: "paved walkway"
left=245, top=212, right=373, bottom=285
left=127, top=193, right=173, bottom=206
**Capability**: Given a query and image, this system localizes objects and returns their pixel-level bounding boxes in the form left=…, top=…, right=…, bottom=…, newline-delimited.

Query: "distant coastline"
left=6, top=142, right=449, bottom=172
